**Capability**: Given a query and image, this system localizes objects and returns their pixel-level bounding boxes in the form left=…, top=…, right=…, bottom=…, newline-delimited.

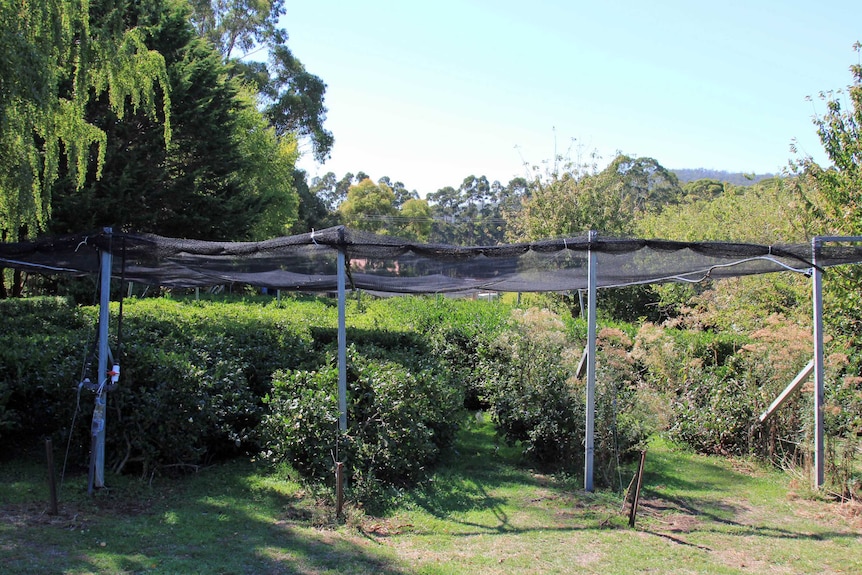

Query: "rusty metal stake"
left=335, top=462, right=344, bottom=518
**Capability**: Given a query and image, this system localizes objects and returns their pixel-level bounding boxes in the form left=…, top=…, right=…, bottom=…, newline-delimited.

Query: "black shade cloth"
left=2, top=226, right=859, bottom=294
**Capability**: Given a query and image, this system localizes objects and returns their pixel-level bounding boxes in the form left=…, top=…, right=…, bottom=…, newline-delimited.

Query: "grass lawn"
left=2, top=417, right=860, bottom=574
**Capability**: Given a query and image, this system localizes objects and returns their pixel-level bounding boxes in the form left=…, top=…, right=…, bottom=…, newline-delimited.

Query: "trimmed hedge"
left=261, top=345, right=463, bottom=499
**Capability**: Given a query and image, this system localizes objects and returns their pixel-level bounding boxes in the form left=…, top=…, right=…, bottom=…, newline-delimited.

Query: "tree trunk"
left=9, top=225, right=27, bottom=297
left=11, top=269, right=23, bottom=298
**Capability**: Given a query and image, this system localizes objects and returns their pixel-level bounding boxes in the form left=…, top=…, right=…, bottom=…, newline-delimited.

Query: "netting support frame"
left=89, top=228, right=113, bottom=493
left=811, top=235, right=862, bottom=489
left=585, top=231, right=598, bottom=492
left=337, top=239, right=348, bottom=434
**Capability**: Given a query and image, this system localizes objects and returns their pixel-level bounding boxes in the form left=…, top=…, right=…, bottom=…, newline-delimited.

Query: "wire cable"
left=60, top=383, right=84, bottom=493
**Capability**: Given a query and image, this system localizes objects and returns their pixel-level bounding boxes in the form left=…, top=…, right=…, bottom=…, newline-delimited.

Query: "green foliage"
left=233, top=83, right=300, bottom=239
left=338, top=178, right=398, bottom=233
left=516, top=169, right=633, bottom=239
left=0, top=298, right=91, bottom=445
left=787, top=44, right=862, bottom=347
left=667, top=362, right=759, bottom=455
left=484, top=308, right=585, bottom=470
left=423, top=176, right=520, bottom=245
left=511, top=153, right=682, bottom=242
left=3, top=289, right=854, bottom=496
left=480, top=309, right=652, bottom=485
left=49, top=1, right=298, bottom=240
left=789, top=43, right=862, bottom=238
left=0, top=0, right=170, bottom=235
left=636, top=175, right=812, bottom=327
left=260, top=366, right=340, bottom=479
left=632, top=318, right=815, bottom=459
left=189, top=0, right=287, bottom=61
left=0, top=296, right=323, bottom=472
left=602, top=155, right=682, bottom=214
left=636, top=178, right=805, bottom=244
left=398, top=198, right=433, bottom=241
left=188, top=0, right=334, bottom=162
left=406, top=296, right=512, bottom=410
left=261, top=345, right=464, bottom=501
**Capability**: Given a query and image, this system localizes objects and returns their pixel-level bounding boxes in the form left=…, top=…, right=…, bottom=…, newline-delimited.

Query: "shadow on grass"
left=397, top=418, right=625, bottom=537
left=636, top=442, right=859, bottom=547
left=0, top=459, right=412, bottom=575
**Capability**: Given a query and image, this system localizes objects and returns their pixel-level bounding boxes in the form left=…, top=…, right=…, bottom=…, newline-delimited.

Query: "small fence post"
left=628, top=450, right=647, bottom=527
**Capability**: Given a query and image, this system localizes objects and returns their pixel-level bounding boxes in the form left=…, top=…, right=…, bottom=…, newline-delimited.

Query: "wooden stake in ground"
left=628, top=450, right=647, bottom=527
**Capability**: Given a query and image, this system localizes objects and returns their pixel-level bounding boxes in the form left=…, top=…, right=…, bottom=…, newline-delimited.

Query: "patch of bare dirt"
left=361, top=518, right=414, bottom=537
left=792, top=496, right=862, bottom=530
left=637, top=497, right=701, bottom=528
left=717, top=546, right=796, bottom=575
left=0, top=503, right=90, bottom=531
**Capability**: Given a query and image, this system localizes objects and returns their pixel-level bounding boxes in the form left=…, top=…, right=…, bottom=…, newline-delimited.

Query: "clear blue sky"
left=280, top=1, right=862, bottom=196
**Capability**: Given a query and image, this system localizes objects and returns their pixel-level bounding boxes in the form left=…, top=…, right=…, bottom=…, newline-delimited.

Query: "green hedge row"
left=0, top=296, right=499, bottom=485
left=3, top=293, right=841, bottom=494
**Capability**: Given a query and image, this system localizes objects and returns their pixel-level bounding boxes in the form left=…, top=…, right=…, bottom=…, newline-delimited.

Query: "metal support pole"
left=337, top=248, right=347, bottom=432
left=91, top=228, right=113, bottom=491
left=812, top=237, right=825, bottom=489
left=585, top=231, right=597, bottom=492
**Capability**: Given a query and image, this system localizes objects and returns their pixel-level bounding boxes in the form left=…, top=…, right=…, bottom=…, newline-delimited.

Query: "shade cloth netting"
left=2, top=226, right=861, bottom=294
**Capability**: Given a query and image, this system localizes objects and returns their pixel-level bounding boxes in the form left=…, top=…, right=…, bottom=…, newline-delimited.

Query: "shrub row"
left=4, top=293, right=853, bottom=494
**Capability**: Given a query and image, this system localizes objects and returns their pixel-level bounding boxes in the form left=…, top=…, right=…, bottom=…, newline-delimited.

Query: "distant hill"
left=672, top=168, right=778, bottom=186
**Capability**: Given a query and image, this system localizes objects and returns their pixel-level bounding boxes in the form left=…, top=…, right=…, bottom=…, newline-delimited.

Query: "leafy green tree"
left=188, top=0, right=286, bottom=60
left=515, top=170, right=632, bottom=240
left=426, top=176, right=510, bottom=245
left=426, top=186, right=461, bottom=244
left=378, top=176, right=419, bottom=208
left=289, top=169, right=332, bottom=234
left=398, top=198, right=433, bottom=241
left=508, top=154, right=681, bottom=321
left=188, top=0, right=333, bottom=161
left=262, top=44, right=333, bottom=161
left=48, top=0, right=298, bottom=241
left=638, top=178, right=803, bottom=243
left=682, top=178, right=727, bottom=202
left=338, top=178, right=397, bottom=233
left=460, top=175, right=493, bottom=207
left=636, top=178, right=810, bottom=324
left=790, top=43, right=862, bottom=238
left=0, top=0, right=171, bottom=238
left=509, top=154, right=682, bottom=241
left=234, top=84, right=300, bottom=239
left=603, top=155, right=682, bottom=214
left=310, top=172, right=355, bottom=213
left=498, top=177, right=529, bottom=240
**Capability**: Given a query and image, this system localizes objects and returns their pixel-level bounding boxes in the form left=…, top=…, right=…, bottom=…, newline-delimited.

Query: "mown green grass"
left=2, top=419, right=860, bottom=575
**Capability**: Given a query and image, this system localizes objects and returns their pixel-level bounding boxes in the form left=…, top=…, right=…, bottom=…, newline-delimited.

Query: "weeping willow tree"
left=0, top=0, right=171, bottom=239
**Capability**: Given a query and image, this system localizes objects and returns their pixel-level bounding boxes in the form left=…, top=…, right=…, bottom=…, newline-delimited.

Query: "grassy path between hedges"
left=1, top=418, right=860, bottom=575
